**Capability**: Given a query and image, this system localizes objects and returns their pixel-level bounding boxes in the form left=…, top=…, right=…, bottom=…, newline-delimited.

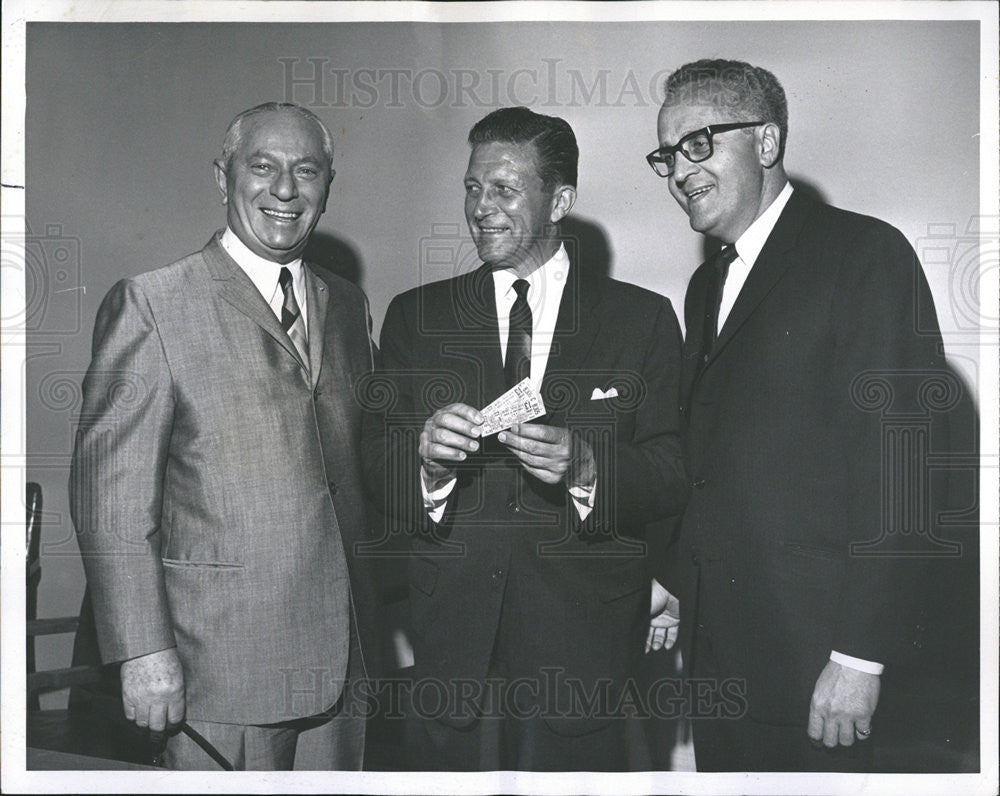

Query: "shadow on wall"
left=562, top=215, right=613, bottom=282
left=305, top=231, right=364, bottom=286
left=700, top=175, right=829, bottom=261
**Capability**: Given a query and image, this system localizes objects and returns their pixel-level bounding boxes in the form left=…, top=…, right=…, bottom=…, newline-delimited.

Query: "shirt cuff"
left=421, top=466, right=456, bottom=524
left=568, top=475, right=597, bottom=521
left=830, top=650, right=884, bottom=675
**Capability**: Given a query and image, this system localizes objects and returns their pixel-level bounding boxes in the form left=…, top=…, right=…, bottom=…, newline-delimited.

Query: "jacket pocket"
left=409, top=556, right=439, bottom=597
left=779, top=541, right=842, bottom=561
left=161, top=557, right=244, bottom=570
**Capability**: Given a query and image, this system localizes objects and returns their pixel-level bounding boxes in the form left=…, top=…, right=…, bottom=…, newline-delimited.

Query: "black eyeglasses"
left=646, top=121, right=765, bottom=177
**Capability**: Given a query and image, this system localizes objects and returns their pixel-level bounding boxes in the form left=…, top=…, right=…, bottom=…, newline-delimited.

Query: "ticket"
left=478, top=378, right=546, bottom=436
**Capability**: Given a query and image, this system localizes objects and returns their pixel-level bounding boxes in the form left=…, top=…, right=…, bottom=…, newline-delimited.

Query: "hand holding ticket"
left=479, top=378, right=546, bottom=436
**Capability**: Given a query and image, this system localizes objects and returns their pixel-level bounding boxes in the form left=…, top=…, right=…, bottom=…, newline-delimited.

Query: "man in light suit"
left=646, top=60, right=970, bottom=771
left=70, top=102, right=377, bottom=770
left=363, top=107, right=688, bottom=770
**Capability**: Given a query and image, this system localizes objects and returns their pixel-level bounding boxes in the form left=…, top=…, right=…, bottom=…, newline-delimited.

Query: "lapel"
left=203, top=233, right=309, bottom=376
left=710, top=190, right=811, bottom=363
left=303, top=264, right=330, bottom=388
left=452, top=263, right=507, bottom=406
left=540, top=259, right=602, bottom=414
left=681, top=263, right=713, bottom=415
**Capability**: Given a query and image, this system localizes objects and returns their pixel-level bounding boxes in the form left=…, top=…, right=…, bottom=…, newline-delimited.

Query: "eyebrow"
left=661, top=127, right=704, bottom=149
left=245, top=150, right=324, bottom=164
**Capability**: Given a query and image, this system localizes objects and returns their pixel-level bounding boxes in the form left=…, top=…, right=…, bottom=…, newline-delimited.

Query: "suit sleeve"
left=578, top=297, right=689, bottom=539
left=69, top=278, right=176, bottom=664
left=360, top=293, right=439, bottom=537
left=829, top=222, right=944, bottom=662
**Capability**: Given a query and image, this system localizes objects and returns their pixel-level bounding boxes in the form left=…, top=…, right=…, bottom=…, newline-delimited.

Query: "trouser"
left=689, top=626, right=873, bottom=772
left=164, top=613, right=367, bottom=771
left=406, top=571, right=630, bottom=771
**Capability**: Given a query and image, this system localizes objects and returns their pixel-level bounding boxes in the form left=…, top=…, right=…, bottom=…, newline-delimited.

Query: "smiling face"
left=214, top=110, right=332, bottom=264
left=656, top=101, right=772, bottom=244
left=463, top=141, right=574, bottom=276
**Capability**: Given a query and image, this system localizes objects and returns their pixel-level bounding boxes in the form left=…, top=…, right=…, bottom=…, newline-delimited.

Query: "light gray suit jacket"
left=70, top=234, right=376, bottom=725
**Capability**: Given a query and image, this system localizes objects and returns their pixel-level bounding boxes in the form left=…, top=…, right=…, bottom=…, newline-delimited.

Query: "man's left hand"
left=497, top=423, right=595, bottom=486
left=807, top=660, right=880, bottom=747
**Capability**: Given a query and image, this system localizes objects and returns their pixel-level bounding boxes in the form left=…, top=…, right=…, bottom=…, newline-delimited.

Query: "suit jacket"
left=670, top=192, right=952, bottom=724
left=70, top=234, right=379, bottom=725
left=362, top=253, right=688, bottom=734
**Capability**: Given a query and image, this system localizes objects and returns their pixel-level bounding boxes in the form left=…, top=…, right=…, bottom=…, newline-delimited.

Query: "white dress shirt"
left=717, top=181, right=793, bottom=334
left=422, top=244, right=596, bottom=522
left=713, top=184, right=882, bottom=676
left=221, top=227, right=308, bottom=334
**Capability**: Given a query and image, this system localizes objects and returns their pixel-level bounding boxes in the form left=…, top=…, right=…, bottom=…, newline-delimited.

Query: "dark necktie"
left=504, top=278, right=532, bottom=388
left=277, top=266, right=309, bottom=367
left=703, top=244, right=738, bottom=350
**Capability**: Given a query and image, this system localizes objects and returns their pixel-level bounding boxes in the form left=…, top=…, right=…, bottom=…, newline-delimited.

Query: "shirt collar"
left=733, top=181, right=793, bottom=267
left=492, top=243, right=570, bottom=301
left=220, top=227, right=304, bottom=298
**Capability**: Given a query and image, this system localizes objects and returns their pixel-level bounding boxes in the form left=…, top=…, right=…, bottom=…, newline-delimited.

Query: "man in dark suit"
left=363, top=107, right=688, bottom=770
left=70, top=103, right=378, bottom=769
left=645, top=59, right=964, bottom=771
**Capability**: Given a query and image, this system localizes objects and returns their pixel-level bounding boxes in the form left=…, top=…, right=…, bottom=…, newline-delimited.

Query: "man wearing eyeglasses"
left=645, top=60, right=953, bottom=771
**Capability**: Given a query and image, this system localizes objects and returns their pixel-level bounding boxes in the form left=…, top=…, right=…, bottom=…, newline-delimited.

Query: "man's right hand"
left=646, top=578, right=681, bottom=653
left=120, top=647, right=185, bottom=731
left=419, top=403, right=483, bottom=485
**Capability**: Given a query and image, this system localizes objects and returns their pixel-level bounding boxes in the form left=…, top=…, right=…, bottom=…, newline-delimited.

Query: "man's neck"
left=726, top=170, right=788, bottom=244
left=501, top=237, right=561, bottom=279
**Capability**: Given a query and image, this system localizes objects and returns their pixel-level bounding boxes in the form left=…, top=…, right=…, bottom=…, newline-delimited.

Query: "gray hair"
left=221, top=102, right=334, bottom=174
left=663, top=60, right=788, bottom=160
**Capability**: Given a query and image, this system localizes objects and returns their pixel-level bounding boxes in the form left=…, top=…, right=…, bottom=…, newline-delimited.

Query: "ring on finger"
left=855, top=726, right=872, bottom=737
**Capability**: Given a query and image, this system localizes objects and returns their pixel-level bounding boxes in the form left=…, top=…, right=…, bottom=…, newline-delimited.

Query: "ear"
left=320, top=168, right=335, bottom=214
left=758, top=123, right=782, bottom=168
left=549, top=185, right=577, bottom=223
left=213, top=159, right=229, bottom=205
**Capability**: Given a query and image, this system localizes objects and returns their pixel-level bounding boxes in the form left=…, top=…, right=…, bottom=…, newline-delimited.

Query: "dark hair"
left=663, top=60, right=788, bottom=159
left=468, top=106, right=578, bottom=189
left=221, top=102, right=334, bottom=174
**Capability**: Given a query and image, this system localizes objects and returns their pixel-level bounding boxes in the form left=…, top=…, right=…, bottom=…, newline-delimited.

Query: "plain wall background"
left=24, top=20, right=982, bottom=698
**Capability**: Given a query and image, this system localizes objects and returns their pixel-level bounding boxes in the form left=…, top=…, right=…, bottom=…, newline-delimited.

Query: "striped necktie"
left=278, top=266, right=310, bottom=369
left=505, top=278, right=532, bottom=388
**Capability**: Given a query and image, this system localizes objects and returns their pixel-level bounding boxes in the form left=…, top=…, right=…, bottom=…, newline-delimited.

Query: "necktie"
left=278, top=267, right=310, bottom=369
left=704, top=244, right=738, bottom=349
left=504, top=278, right=532, bottom=388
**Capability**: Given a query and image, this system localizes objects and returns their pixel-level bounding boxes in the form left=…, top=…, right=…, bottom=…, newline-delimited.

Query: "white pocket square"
left=591, top=386, right=619, bottom=400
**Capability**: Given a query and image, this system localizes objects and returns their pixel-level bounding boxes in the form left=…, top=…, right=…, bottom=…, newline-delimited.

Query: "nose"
left=671, top=151, right=699, bottom=184
left=473, top=188, right=496, bottom=219
left=271, top=168, right=298, bottom=202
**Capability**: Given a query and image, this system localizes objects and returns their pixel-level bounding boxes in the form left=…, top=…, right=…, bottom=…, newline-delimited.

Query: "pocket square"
left=591, top=386, right=619, bottom=400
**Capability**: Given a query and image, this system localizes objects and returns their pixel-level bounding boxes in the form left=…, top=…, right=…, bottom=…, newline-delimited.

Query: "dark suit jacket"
left=362, top=255, right=688, bottom=734
left=70, top=234, right=380, bottom=725
left=670, top=191, right=955, bottom=724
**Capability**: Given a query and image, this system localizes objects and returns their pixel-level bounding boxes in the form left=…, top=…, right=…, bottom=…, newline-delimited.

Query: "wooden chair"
left=25, top=481, right=155, bottom=766
left=26, top=482, right=102, bottom=706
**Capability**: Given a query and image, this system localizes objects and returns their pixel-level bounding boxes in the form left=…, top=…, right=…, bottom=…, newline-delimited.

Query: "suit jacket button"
left=692, top=477, right=706, bottom=489
left=491, top=569, right=505, bottom=583
left=328, top=480, right=338, bottom=495
left=507, top=501, right=520, bottom=513
left=703, top=354, right=710, bottom=363
left=314, top=387, right=322, bottom=400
